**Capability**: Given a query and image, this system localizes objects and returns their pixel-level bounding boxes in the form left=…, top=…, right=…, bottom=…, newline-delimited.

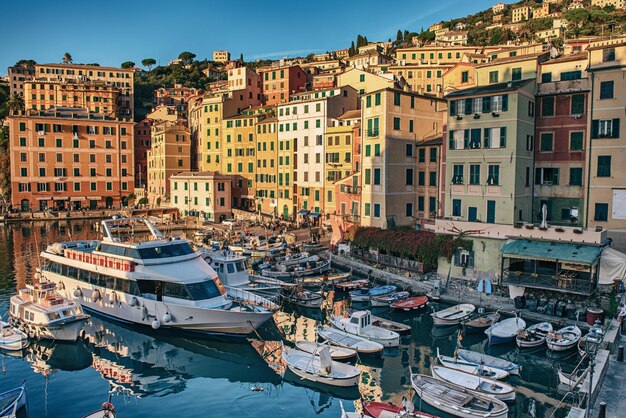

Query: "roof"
left=541, top=52, right=587, bottom=65
left=338, top=109, right=361, bottom=120
left=476, top=51, right=549, bottom=68
left=37, top=63, right=134, bottom=72
left=445, top=79, right=533, bottom=98
left=501, top=239, right=603, bottom=265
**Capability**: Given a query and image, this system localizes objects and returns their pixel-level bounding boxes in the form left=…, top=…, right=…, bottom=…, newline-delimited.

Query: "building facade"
left=170, top=172, right=232, bottom=220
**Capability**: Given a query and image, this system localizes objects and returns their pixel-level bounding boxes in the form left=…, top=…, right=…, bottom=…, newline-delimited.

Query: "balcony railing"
left=502, top=269, right=594, bottom=295
left=366, top=129, right=379, bottom=138
left=340, top=185, right=361, bottom=195
left=342, top=214, right=360, bottom=223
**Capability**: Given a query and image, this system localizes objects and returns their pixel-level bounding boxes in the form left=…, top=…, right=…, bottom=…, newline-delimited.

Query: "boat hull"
left=431, top=366, right=516, bottom=402
left=0, top=386, right=26, bottom=417
left=516, top=337, right=546, bottom=348
left=285, top=364, right=360, bottom=387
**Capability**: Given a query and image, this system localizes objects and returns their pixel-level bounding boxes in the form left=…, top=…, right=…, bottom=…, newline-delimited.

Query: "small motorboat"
left=0, top=384, right=26, bottom=417
left=370, top=315, right=411, bottom=335
left=462, top=312, right=500, bottom=334
left=546, top=326, right=582, bottom=352
left=274, top=252, right=318, bottom=267
left=456, top=348, right=521, bottom=375
left=431, top=365, right=516, bottom=402
left=281, top=288, right=323, bottom=308
left=335, top=279, right=369, bottom=291
left=83, top=401, right=116, bottom=418
left=370, top=291, right=410, bottom=307
left=0, top=320, right=29, bottom=351
left=300, top=241, right=325, bottom=254
left=317, top=326, right=384, bottom=355
left=436, top=348, right=509, bottom=380
left=411, top=373, right=509, bottom=418
left=516, top=322, right=553, bottom=348
left=330, top=311, right=400, bottom=347
left=350, top=285, right=397, bottom=303
left=557, top=367, right=587, bottom=389
left=431, top=303, right=475, bottom=326
left=485, top=316, right=526, bottom=345
left=390, top=295, right=429, bottom=311
left=295, top=341, right=356, bottom=360
left=282, top=346, right=361, bottom=387
left=362, top=400, right=439, bottom=418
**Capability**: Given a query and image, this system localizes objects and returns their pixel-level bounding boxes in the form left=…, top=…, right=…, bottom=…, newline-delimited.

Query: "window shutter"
left=482, top=96, right=491, bottom=113
left=464, top=129, right=469, bottom=149
left=613, top=118, right=620, bottom=138
left=450, top=100, right=456, bottom=116
left=449, top=130, right=455, bottom=150
left=454, top=250, right=461, bottom=266
left=484, top=129, right=490, bottom=148
left=468, top=251, right=475, bottom=268
left=465, top=98, right=473, bottom=113
left=502, top=94, right=508, bottom=112
left=592, top=120, right=599, bottom=139
left=500, top=127, right=507, bottom=147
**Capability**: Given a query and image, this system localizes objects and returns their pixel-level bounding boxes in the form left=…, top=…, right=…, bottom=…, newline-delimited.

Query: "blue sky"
left=0, top=0, right=498, bottom=75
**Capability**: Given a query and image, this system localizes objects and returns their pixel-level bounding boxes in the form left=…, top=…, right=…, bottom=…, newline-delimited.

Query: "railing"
left=366, top=129, right=379, bottom=138
left=502, top=268, right=594, bottom=295
left=340, top=184, right=361, bottom=195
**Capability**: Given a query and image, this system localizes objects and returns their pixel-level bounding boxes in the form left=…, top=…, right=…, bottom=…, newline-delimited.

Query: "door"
left=468, top=207, right=477, bottom=222
left=21, top=199, right=30, bottom=212
left=283, top=205, right=289, bottom=220
left=105, top=197, right=113, bottom=209
left=487, top=200, right=496, bottom=224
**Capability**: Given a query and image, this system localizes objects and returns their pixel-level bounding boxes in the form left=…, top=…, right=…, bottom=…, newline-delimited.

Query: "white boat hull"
left=330, top=317, right=399, bottom=347
left=431, top=366, right=516, bottom=402
left=286, top=364, right=360, bottom=387
left=0, top=326, right=29, bottom=351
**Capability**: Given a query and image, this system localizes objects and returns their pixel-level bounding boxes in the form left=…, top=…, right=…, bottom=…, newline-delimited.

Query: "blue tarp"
left=308, top=213, right=321, bottom=218
left=297, top=210, right=310, bottom=215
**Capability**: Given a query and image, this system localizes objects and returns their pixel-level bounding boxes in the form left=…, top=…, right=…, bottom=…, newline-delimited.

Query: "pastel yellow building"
left=213, top=50, right=231, bottom=63
left=255, top=117, right=280, bottom=217
left=476, top=52, right=550, bottom=85
left=336, top=68, right=397, bottom=95
left=512, top=6, right=532, bottom=23
left=324, top=124, right=355, bottom=217
left=442, top=63, right=478, bottom=94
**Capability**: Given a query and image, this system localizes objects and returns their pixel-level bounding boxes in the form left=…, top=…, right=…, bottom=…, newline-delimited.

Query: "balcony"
left=340, top=185, right=361, bottom=195
left=537, top=78, right=590, bottom=96
left=502, top=268, right=594, bottom=295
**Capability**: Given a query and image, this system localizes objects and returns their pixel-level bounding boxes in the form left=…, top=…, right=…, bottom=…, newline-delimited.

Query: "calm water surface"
left=0, top=220, right=578, bottom=417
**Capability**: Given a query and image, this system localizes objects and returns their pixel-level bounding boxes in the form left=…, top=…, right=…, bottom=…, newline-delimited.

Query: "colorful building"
left=258, top=65, right=307, bottom=105
left=169, top=171, right=232, bottom=220
left=134, top=118, right=152, bottom=188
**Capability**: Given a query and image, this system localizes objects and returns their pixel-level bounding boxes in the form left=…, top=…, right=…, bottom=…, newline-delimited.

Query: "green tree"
left=178, top=51, right=196, bottom=64
left=63, top=52, right=73, bottom=64
left=15, top=59, right=36, bottom=68
left=239, top=53, right=244, bottom=63
left=349, top=41, right=356, bottom=56
left=121, top=61, right=135, bottom=69
left=141, top=58, right=156, bottom=70
left=396, top=30, right=403, bottom=42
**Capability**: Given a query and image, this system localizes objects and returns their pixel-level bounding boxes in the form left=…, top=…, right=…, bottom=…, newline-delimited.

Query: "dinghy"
left=294, top=272, right=351, bottom=288
left=456, top=348, right=521, bottom=375
left=350, top=285, right=397, bottom=303
left=362, top=400, right=439, bottom=418
left=516, top=322, right=553, bottom=348
left=411, top=373, right=509, bottom=418
left=370, top=291, right=410, bottom=307
left=0, top=385, right=26, bottom=418
left=557, top=367, right=587, bottom=389
left=335, top=279, right=369, bottom=291
left=340, top=400, right=374, bottom=418
left=281, top=288, right=323, bottom=308
left=431, top=303, right=475, bottom=326
left=282, top=346, right=361, bottom=387
left=83, top=401, right=116, bottom=418
left=485, top=316, right=526, bottom=345
left=317, top=326, right=384, bottom=355
left=390, top=295, right=429, bottom=311
left=431, top=365, right=516, bottom=402
left=546, top=326, right=582, bottom=352
left=436, top=348, right=509, bottom=380
left=462, top=312, right=500, bottom=334
left=295, top=341, right=357, bottom=360
left=330, top=311, right=400, bottom=347
left=370, top=315, right=411, bottom=335
left=0, top=320, right=29, bottom=351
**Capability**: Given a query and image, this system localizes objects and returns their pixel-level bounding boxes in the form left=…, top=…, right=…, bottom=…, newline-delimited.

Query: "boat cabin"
left=350, top=311, right=372, bottom=329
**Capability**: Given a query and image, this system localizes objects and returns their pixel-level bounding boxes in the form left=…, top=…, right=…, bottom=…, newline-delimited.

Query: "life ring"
left=101, top=402, right=115, bottom=413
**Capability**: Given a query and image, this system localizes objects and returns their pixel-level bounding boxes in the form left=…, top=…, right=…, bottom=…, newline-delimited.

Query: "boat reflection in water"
left=81, top=316, right=282, bottom=397
left=22, top=339, right=93, bottom=376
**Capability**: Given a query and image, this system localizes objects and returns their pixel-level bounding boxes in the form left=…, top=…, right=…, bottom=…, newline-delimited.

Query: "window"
left=452, top=164, right=463, bottom=184
left=469, top=164, right=480, bottom=185
left=406, top=169, right=413, bottom=185
left=374, top=93, right=381, bottom=106
left=418, top=171, right=425, bottom=186
left=406, top=203, right=413, bottom=217
left=366, top=96, right=371, bottom=108
left=429, top=171, right=437, bottom=186
left=418, top=148, right=425, bottom=162
left=570, top=132, right=584, bottom=151
left=597, top=156, right=611, bottom=177
left=374, top=144, right=380, bottom=156
left=602, top=48, right=615, bottom=62
left=599, top=81, right=614, bottom=99
left=592, top=201, right=611, bottom=223
left=541, top=72, right=552, bottom=83
left=364, top=169, right=371, bottom=184
left=429, top=148, right=437, bottom=162
left=561, top=71, right=582, bottom=81
left=373, top=168, right=381, bottom=185
left=461, top=71, right=468, bottom=83
left=409, top=120, right=414, bottom=133
left=540, top=133, right=553, bottom=152
left=489, top=71, right=498, bottom=84
left=541, top=97, right=554, bottom=116
left=373, top=203, right=381, bottom=218
left=528, top=101, right=535, bottom=117
left=393, top=93, right=401, bottom=106
left=452, top=199, right=462, bottom=217
left=511, top=67, right=522, bottom=81
left=406, top=144, right=413, bottom=157
left=593, top=119, right=620, bottom=139
left=364, top=203, right=371, bottom=216
left=569, top=167, right=583, bottom=186
left=418, top=197, right=424, bottom=212
left=488, top=165, right=499, bottom=185
left=571, top=94, right=585, bottom=115
left=469, top=129, right=481, bottom=149
left=535, top=167, right=559, bottom=185
left=393, top=117, right=400, bottom=130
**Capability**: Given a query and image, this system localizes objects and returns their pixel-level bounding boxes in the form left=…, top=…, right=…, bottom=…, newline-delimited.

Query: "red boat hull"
left=335, top=280, right=369, bottom=291
left=363, top=401, right=438, bottom=418
left=390, top=296, right=429, bottom=311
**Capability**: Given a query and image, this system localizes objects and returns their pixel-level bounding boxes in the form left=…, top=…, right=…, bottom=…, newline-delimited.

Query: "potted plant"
left=573, top=228, right=583, bottom=234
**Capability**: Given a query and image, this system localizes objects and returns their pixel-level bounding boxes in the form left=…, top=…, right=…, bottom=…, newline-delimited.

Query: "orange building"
left=258, top=65, right=307, bottom=105
left=154, top=84, right=200, bottom=114
left=9, top=107, right=135, bottom=211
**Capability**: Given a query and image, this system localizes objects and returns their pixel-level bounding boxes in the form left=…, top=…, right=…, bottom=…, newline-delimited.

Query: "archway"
left=105, top=197, right=113, bottom=209
left=20, top=199, right=30, bottom=212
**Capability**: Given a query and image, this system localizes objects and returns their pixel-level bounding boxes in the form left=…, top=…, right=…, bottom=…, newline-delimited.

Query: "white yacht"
left=9, top=279, right=89, bottom=341
left=40, top=217, right=276, bottom=335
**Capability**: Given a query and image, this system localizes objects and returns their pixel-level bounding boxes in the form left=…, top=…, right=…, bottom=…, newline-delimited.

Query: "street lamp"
left=584, top=326, right=602, bottom=418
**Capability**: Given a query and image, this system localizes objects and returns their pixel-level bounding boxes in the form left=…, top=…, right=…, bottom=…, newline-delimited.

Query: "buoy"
left=92, top=289, right=101, bottom=301
left=151, top=320, right=161, bottom=329
left=73, top=288, right=82, bottom=298
left=162, top=312, right=172, bottom=323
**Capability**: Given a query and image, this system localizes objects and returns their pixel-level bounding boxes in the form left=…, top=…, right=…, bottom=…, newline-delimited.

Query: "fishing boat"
left=261, top=260, right=331, bottom=279
left=370, top=315, right=412, bottom=335
left=436, top=348, right=509, bottom=380
left=370, top=291, right=410, bottom=307
left=557, top=367, right=587, bottom=389
left=83, top=401, right=116, bottom=418
left=301, top=241, right=325, bottom=253
left=295, top=341, right=357, bottom=360
left=294, top=272, right=351, bottom=288
left=281, top=346, right=361, bottom=387
left=340, top=401, right=374, bottom=418
left=0, top=385, right=26, bottom=418
left=410, top=373, right=509, bottom=418
left=317, top=326, right=384, bottom=355
left=350, top=286, right=397, bottom=303
left=390, top=295, right=429, bottom=311
left=362, top=401, right=439, bottom=418
left=9, top=279, right=89, bottom=342
left=282, top=288, right=324, bottom=308
left=335, top=279, right=369, bottom=291
left=274, top=252, right=318, bottom=267
left=0, top=320, right=29, bottom=351
left=330, top=311, right=400, bottom=347
left=546, top=326, right=582, bottom=352
left=40, top=217, right=275, bottom=335
left=485, top=316, right=526, bottom=345
left=431, top=365, right=516, bottom=402
left=462, top=312, right=500, bottom=334
left=516, top=322, right=553, bottom=348
left=431, top=303, right=475, bottom=326
left=456, top=348, right=521, bottom=375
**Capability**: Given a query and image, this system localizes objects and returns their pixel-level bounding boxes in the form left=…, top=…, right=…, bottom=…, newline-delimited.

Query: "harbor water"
left=0, top=220, right=579, bottom=417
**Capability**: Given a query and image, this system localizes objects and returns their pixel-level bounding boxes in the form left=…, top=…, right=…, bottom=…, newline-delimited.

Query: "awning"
left=308, top=212, right=321, bottom=218
left=501, top=239, right=603, bottom=265
left=297, top=210, right=310, bottom=215
left=35, top=197, right=50, bottom=201
left=53, top=196, right=67, bottom=201
left=70, top=197, right=86, bottom=201
left=87, top=196, right=102, bottom=200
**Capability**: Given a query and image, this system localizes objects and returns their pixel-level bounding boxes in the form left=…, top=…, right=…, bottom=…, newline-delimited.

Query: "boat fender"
left=151, top=319, right=161, bottom=329
left=129, top=297, right=139, bottom=307
left=73, top=287, right=83, bottom=298
left=92, top=289, right=101, bottom=302
left=58, top=281, right=65, bottom=290
left=141, top=305, right=148, bottom=321
left=102, top=402, right=116, bottom=413
left=34, top=271, right=41, bottom=281
left=162, top=312, right=172, bottom=323
left=110, top=291, right=118, bottom=305
left=205, top=256, right=212, bottom=265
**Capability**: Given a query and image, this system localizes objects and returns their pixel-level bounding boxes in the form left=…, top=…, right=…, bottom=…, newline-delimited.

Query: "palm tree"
left=7, top=93, right=24, bottom=115
left=62, top=52, right=73, bottom=64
